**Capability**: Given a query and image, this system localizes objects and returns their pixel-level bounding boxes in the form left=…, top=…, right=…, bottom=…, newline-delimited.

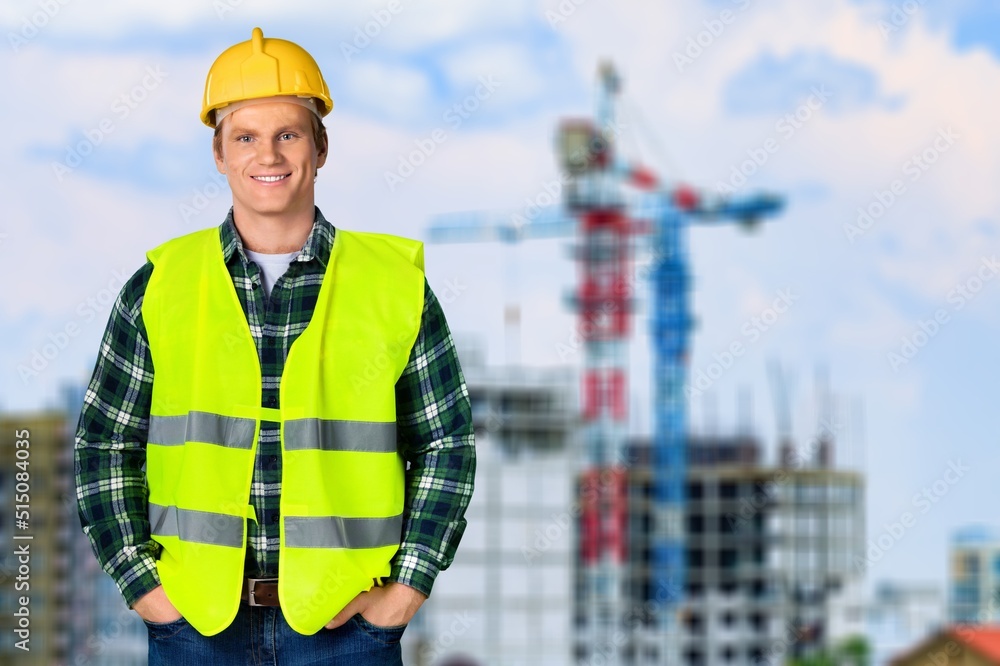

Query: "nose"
left=256, top=138, right=281, bottom=165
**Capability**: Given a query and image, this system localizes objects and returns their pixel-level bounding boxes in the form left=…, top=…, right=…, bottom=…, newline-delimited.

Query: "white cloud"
left=439, top=41, right=546, bottom=107
left=1, top=0, right=540, bottom=46
left=339, top=60, right=433, bottom=124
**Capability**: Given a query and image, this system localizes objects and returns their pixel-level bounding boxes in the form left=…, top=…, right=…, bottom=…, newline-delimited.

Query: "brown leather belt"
left=240, top=577, right=279, bottom=606
left=240, top=575, right=386, bottom=607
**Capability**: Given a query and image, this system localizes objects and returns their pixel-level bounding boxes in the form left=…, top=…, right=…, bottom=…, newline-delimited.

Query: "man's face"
left=214, top=101, right=327, bottom=220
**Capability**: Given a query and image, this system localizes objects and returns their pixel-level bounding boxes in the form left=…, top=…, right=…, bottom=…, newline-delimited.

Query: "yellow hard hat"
left=201, top=27, right=333, bottom=128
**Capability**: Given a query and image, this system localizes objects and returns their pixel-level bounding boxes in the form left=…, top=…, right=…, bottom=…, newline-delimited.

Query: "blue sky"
left=2, top=0, right=999, bottom=602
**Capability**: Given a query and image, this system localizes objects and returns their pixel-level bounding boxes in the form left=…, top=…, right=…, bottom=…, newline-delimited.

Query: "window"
left=720, top=481, right=738, bottom=499
left=954, top=608, right=979, bottom=624
left=640, top=512, right=653, bottom=535
left=720, top=514, right=743, bottom=534
left=957, top=552, right=980, bottom=578
left=954, top=583, right=980, bottom=605
left=684, top=612, right=705, bottom=635
left=749, top=579, right=768, bottom=599
left=684, top=649, right=705, bottom=666
left=688, top=514, right=705, bottom=534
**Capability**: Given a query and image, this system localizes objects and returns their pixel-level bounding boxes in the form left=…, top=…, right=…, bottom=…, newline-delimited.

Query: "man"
left=74, top=27, right=476, bottom=665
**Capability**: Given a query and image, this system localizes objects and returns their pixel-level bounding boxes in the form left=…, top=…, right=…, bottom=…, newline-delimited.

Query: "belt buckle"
left=246, top=576, right=278, bottom=607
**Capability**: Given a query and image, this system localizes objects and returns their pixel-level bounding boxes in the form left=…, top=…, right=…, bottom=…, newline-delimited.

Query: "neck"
left=232, top=201, right=315, bottom=253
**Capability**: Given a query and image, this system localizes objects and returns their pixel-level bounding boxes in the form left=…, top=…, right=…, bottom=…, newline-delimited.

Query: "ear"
left=213, top=118, right=227, bottom=173
left=214, top=145, right=226, bottom=174
left=315, top=130, right=329, bottom=169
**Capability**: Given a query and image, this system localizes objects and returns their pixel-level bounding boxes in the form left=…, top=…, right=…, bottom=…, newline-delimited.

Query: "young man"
left=74, top=27, right=476, bottom=665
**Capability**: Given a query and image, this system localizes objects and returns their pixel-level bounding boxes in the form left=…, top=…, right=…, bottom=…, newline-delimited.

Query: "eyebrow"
left=229, top=125, right=307, bottom=136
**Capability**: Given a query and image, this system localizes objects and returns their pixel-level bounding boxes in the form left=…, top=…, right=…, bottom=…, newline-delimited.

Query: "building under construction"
left=625, top=434, right=865, bottom=666
left=412, top=342, right=866, bottom=666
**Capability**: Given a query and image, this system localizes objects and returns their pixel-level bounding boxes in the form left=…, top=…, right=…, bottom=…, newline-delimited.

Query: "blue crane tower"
left=426, top=62, right=784, bottom=664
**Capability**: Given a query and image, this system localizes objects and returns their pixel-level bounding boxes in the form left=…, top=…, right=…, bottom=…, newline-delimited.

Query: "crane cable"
left=619, top=89, right=686, bottom=188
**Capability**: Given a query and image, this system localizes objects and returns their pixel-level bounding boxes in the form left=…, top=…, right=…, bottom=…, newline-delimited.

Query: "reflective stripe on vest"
left=149, top=503, right=244, bottom=547
left=284, top=419, right=396, bottom=452
left=284, top=514, right=403, bottom=548
left=148, top=412, right=255, bottom=449
left=149, top=414, right=396, bottom=452
left=150, top=503, right=402, bottom=550
left=141, top=225, right=424, bottom=637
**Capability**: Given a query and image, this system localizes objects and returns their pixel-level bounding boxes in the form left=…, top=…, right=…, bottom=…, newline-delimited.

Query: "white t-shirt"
left=245, top=248, right=301, bottom=299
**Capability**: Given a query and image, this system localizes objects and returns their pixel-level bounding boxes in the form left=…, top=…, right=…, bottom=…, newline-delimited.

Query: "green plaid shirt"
left=74, top=207, right=475, bottom=608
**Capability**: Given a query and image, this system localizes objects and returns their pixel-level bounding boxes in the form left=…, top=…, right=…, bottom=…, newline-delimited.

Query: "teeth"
left=254, top=175, right=287, bottom=182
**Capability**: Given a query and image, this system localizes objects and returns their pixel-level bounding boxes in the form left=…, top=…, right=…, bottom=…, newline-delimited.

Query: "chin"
left=243, top=198, right=296, bottom=216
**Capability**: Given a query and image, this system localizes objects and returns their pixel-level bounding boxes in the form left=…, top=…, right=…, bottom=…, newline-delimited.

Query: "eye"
left=279, top=132, right=296, bottom=141
left=236, top=135, right=253, bottom=143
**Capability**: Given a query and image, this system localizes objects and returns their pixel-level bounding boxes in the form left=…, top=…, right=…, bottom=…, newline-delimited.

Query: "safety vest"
left=140, top=224, right=425, bottom=636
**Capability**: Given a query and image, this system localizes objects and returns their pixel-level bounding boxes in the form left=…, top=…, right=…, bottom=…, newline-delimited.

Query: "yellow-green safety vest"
left=140, top=225, right=424, bottom=636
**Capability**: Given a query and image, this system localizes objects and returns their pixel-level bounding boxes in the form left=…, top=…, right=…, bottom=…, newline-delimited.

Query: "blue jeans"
left=145, top=603, right=406, bottom=665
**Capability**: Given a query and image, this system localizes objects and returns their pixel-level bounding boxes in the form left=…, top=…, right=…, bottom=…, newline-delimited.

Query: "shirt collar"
left=219, top=207, right=336, bottom=269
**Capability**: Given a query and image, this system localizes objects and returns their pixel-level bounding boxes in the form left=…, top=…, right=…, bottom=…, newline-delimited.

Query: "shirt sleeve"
left=389, top=278, right=476, bottom=597
left=74, top=262, right=162, bottom=609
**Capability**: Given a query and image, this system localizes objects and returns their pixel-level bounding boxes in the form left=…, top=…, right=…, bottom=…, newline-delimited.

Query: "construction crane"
left=426, top=62, right=784, bottom=665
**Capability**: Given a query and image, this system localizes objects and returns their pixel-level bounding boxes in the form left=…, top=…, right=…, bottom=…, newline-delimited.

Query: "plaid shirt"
left=74, top=207, right=475, bottom=608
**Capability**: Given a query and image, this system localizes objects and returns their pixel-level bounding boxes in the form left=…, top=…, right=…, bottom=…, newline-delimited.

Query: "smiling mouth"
left=252, top=174, right=290, bottom=182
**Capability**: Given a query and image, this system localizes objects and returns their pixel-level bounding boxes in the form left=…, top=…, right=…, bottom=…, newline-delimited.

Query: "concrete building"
left=868, top=581, right=946, bottom=666
left=625, top=433, right=866, bottom=666
left=404, top=343, right=580, bottom=666
left=949, top=526, right=1000, bottom=625
left=0, top=411, right=74, bottom=664
left=413, top=414, right=865, bottom=666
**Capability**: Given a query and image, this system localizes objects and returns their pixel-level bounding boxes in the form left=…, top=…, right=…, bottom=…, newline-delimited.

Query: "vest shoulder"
left=338, top=229, right=424, bottom=271
left=147, top=227, right=219, bottom=264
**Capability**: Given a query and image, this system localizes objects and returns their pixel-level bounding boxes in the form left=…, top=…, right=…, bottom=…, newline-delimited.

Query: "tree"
left=787, top=635, right=870, bottom=666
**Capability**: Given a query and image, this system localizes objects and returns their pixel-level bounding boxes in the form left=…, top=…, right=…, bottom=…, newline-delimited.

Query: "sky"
left=1, top=0, right=998, bottom=600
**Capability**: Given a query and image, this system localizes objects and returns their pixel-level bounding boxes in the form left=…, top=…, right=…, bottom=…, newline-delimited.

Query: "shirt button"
left=270, top=514, right=279, bottom=525
left=266, top=396, right=277, bottom=407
